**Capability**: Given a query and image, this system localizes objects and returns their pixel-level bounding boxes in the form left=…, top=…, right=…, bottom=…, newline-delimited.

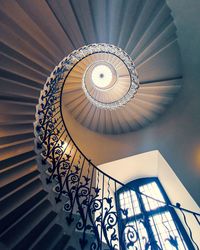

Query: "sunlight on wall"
left=98, top=150, right=200, bottom=248
left=193, top=144, right=200, bottom=173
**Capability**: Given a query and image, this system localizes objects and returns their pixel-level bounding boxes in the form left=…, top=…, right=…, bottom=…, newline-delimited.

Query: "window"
left=116, top=178, right=194, bottom=250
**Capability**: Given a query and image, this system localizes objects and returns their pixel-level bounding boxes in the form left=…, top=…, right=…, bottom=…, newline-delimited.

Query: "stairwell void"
left=0, top=0, right=200, bottom=249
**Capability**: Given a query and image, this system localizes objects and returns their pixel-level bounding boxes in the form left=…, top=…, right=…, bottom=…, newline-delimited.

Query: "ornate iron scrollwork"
left=34, top=44, right=200, bottom=250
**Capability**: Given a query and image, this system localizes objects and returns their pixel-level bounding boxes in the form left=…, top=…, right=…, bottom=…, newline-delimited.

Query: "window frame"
left=116, top=177, right=195, bottom=250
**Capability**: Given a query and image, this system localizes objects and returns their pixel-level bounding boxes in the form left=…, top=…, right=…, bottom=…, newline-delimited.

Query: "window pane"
left=118, top=179, right=192, bottom=250
left=123, top=220, right=149, bottom=250
left=149, top=211, right=188, bottom=250
left=140, top=181, right=165, bottom=211
left=119, top=190, right=140, bottom=218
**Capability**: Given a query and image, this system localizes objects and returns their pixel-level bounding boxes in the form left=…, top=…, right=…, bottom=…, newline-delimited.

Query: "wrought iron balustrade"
left=34, top=46, right=200, bottom=250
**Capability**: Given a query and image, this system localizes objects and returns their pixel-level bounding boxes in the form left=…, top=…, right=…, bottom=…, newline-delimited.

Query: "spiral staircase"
left=0, top=0, right=200, bottom=250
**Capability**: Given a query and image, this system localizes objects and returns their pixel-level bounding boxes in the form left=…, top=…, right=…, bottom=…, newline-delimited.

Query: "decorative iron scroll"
left=34, top=44, right=200, bottom=250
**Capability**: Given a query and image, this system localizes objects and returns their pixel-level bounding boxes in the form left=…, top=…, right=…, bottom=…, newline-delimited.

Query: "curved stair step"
left=0, top=42, right=50, bottom=76
left=0, top=189, right=47, bottom=235
left=13, top=210, right=57, bottom=250
left=0, top=158, right=37, bottom=187
left=0, top=77, right=40, bottom=98
left=0, top=169, right=39, bottom=199
left=32, top=224, right=66, bottom=250
left=0, top=200, right=55, bottom=249
left=0, top=132, right=34, bottom=149
left=52, top=234, right=71, bottom=250
left=0, top=113, right=34, bottom=126
left=67, top=247, right=76, bottom=250
left=0, top=52, right=46, bottom=84
left=0, top=139, right=34, bottom=163
left=0, top=150, right=35, bottom=171
left=0, top=178, right=42, bottom=218
left=130, top=3, right=171, bottom=59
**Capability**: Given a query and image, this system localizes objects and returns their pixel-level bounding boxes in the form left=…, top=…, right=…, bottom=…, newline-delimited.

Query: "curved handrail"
left=59, top=52, right=199, bottom=218
left=34, top=47, right=200, bottom=249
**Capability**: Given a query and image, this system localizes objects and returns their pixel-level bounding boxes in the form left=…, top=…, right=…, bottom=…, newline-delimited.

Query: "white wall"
left=98, top=150, right=200, bottom=248
left=158, top=154, right=200, bottom=248
left=98, top=150, right=158, bottom=189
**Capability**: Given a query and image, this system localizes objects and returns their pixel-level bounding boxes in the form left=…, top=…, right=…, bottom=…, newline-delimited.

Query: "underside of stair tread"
left=32, top=224, right=64, bottom=250
left=52, top=234, right=71, bottom=250
left=0, top=132, right=34, bottom=149
left=0, top=154, right=37, bottom=176
left=66, top=247, right=76, bottom=250
left=0, top=200, right=54, bottom=248
left=0, top=189, right=47, bottom=235
left=0, top=150, right=36, bottom=170
left=12, top=211, right=57, bottom=250
left=0, top=178, right=43, bottom=217
left=0, top=169, right=39, bottom=199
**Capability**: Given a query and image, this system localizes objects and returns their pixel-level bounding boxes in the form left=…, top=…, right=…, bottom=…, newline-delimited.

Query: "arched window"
left=116, top=177, right=194, bottom=250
